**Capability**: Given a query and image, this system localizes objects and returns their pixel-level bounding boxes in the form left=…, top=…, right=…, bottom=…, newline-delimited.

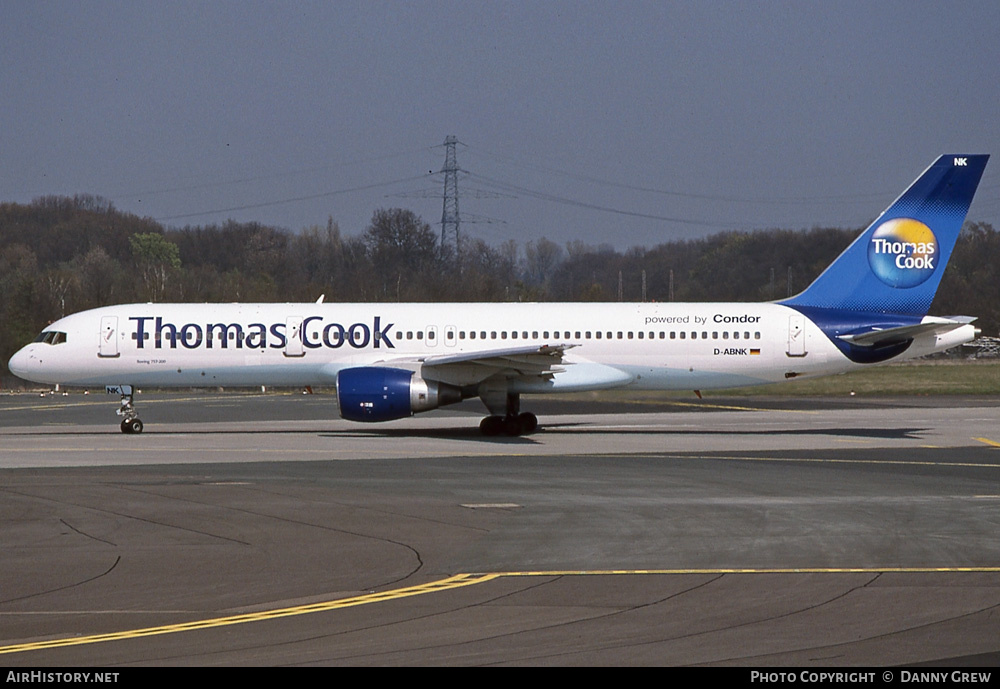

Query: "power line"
left=156, top=174, right=430, bottom=222
left=118, top=147, right=433, bottom=200
left=465, top=145, right=896, bottom=205
left=466, top=171, right=739, bottom=229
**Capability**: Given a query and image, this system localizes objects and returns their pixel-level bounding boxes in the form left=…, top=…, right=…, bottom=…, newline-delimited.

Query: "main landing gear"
left=109, top=385, right=144, bottom=434
left=478, top=391, right=538, bottom=437
left=479, top=412, right=538, bottom=437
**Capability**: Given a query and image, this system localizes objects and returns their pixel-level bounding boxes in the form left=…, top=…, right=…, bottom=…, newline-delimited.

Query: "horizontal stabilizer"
left=837, top=316, right=976, bottom=347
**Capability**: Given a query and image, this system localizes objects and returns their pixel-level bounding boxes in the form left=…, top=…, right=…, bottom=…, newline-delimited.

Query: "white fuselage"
left=7, top=302, right=976, bottom=392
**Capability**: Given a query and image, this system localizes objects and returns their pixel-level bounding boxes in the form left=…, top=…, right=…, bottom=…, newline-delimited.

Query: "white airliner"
left=7, top=155, right=989, bottom=435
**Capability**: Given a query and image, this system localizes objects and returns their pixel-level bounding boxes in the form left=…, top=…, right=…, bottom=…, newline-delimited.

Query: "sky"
left=3, top=1, right=999, bottom=251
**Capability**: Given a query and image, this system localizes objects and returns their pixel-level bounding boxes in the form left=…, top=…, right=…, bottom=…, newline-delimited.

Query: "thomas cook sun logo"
left=867, top=218, right=938, bottom=288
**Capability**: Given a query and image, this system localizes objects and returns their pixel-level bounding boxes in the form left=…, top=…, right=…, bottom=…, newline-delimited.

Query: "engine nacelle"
left=336, top=367, right=463, bottom=422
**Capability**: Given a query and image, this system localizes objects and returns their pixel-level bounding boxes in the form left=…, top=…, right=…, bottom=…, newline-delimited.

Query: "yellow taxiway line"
left=3, top=567, right=1000, bottom=656
left=0, top=573, right=498, bottom=655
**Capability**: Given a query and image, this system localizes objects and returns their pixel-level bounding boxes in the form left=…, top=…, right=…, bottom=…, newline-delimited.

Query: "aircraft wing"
left=837, top=316, right=976, bottom=348
left=374, top=343, right=577, bottom=386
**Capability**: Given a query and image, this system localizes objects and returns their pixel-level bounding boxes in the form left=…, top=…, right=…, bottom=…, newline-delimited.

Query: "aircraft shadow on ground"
left=319, top=424, right=928, bottom=442
left=2, top=424, right=927, bottom=442
left=538, top=422, right=929, bottom=440
left=319, top=427, right=542, bottom=444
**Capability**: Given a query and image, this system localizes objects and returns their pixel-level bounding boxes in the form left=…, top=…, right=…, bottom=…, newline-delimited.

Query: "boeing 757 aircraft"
left=7, top=155, right=989, bottom=435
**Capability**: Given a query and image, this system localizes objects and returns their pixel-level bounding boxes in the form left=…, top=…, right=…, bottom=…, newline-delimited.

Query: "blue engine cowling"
left=336, top=367, right=462, bottom=422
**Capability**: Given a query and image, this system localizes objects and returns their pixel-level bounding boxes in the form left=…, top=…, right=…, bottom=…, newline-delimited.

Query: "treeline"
left=2, top=195, right=999, bottom=380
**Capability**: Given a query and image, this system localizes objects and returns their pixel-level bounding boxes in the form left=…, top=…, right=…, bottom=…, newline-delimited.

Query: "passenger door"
left=99, top=316, right=119, bottom=358
left=284, top=316, right=305, bottom=357
left=786, top=314, right=807, bottom=357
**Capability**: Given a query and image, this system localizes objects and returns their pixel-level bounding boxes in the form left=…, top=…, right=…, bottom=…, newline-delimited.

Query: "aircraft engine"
left=336, top=367, right=463, bottom=422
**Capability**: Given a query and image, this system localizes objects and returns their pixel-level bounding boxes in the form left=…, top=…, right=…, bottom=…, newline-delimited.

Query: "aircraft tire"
left=501, top=416, right=522, bottom=436
left=121, top=418, right=143, bottom=434
left=480, top=415, right=503, bottom=436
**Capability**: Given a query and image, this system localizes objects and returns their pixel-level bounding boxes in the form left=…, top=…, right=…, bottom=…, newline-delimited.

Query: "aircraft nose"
left=8, top=346, right=33, bottom=380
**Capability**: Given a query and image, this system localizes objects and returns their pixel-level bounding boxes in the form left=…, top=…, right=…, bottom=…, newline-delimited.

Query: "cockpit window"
left=32, top=331, right=67, bottom=345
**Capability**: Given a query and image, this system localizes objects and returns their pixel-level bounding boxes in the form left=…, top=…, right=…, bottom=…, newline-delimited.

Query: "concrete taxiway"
left=1, top=392, right=998, bottom=665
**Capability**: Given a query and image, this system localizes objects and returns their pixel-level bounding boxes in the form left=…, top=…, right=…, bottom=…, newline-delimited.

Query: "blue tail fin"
left=781, top=155, right=989, bottom=315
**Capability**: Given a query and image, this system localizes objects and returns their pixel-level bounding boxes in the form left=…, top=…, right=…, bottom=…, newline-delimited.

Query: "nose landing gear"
left=120, top=416, right=144, bottom=434
left=108, top=385, right=144, bottom=434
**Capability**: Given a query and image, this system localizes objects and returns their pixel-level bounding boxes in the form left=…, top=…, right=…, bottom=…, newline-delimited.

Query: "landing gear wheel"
left=120, top=418, right=143, bottom=434
left=114, top=387, right=143, bottom=434
left=517, top=412, right=538, bottom=435
left=480, top=415, right=503, bottom=436
left=501, top=415, right=521, bottom=436
left=480, top=412, right=538, bottom=437
left=478, top=391, right=539, bottom=436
